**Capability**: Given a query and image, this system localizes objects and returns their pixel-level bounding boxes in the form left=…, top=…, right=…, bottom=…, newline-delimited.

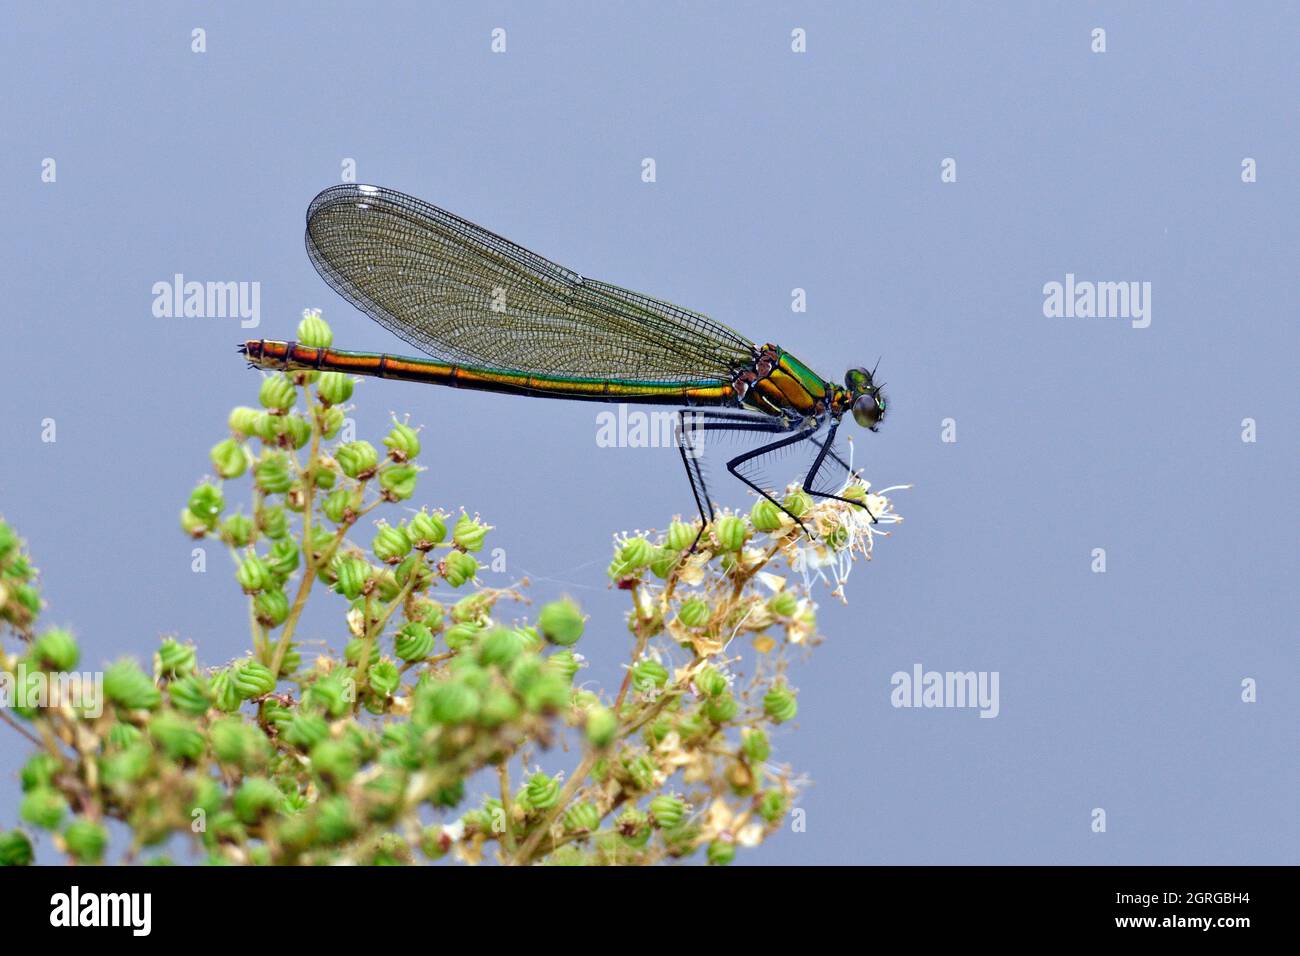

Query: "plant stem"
left=498, top=762, right=516, bottom=855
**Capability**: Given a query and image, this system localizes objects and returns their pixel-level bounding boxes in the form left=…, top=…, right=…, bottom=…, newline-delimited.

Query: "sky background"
left=1, top=1, right=1295, bottom=864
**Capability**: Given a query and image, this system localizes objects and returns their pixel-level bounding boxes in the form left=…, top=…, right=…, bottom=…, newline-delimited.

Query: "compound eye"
left=852, top=394, right=881, bottom=428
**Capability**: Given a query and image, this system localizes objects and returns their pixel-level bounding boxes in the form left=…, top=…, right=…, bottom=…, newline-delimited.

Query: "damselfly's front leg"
left=802, top=419, right=877, bottom=522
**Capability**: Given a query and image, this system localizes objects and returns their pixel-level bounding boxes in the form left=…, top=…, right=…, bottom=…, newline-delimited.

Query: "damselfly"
left=242, top=184, right=888, bottom=549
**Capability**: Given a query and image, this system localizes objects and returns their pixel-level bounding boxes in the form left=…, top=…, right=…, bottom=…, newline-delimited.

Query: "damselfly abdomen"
left=242, top=184, right=888, bottom=547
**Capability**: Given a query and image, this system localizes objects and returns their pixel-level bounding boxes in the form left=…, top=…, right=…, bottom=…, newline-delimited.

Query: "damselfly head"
left=844, top=366, right=886, bottom=431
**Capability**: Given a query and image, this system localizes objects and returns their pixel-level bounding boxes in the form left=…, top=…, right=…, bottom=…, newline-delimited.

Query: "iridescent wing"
left=305, top=184, right=757, bottom=385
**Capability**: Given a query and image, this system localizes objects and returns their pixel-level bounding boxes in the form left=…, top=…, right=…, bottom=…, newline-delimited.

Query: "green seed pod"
left=538, top=599, right=584, bottom=646
left=100, top=743, right=152, bottom=788
left=617, top=536, right=654, bottom=569
left=317, top=406, right=343, bottom=440
left=452, top=514, right=488, bottom=552
left=220, top=513, right=254, bottom=548
left=545, top=649, right=581, bottom=683
left=321, top=487, right=357, bottom=525
left=443, top=621, right=482, bottom=652
left=477, top=687, right=520, bottom=728
left=336, top=441, right=379, bottom=479
left=766, top=590, right=799, bottom=618
left=782, top=489, right=813, bottom=518
left=253, top=588, right=290, bottom=628
left=758, top=789, right=787, bottom=822
left=750, top=498, right=784, bottom=533
left=252, top=411, right=283, bottom=445
left=106, top=723, right=143, bottom=749
left=649, top=794, right=687, bottom=830
left=169, top=673, right=212, bottom=716
left=379, top=464, right=419, bottom=500
left=368, top=660, right=401, bottom=698
left=632, top=659, right=669, bottom=693
left=383, top=420, right=421, bottom=461
left=513, top=625, right=544, bottom=654
left=330, top=554, right=371, bottom=600
left=644, top=715, right=672, bottom=745
left=156, top=637, right=196, bottom=677
left=622, top=753, right=657, bottom=791
left=525, top=772, right=561, bottom=811
left=676, top=596, right=710, bottom=629
left=524, top=673, right=570, bottom=713
left=705, top=692, right=738, bottom=723
left=440, top=550, right=478, bottom=588
left=394, top=622, right=434, bottom=662
left=676, top=710, right=710, bottom=743
left=62, top=817, right=109, bottom=864
left=258, top=374, right=297, bottom=412
left=742, top=728, right=771, bottom=763
left=305, top=673, right=352, bottom=718
left=297, top=309, right=332, bottom=348
left=149, top=713, right=205, bottom=762
left=586, top=706, right=618, bottom=748
left=210, top=718, right=269, bottom=770
left=258, top=506, right=290, bottom=541
left=234, top=777, right=283, bottom=824
left=0, top=830, right=33, bottom=866
left=283, top=712, right=329, bottom=750
left=693, top=665, right=727, bottom=698
left=648, top=547, right=679, bottom=579
left=209, top=668, right=242, bottom=713
left=564, top=801, right=600, bottom=834
left=372, top=524, right=412, bottom=565
left=283, top=415, right=312, bottom=449
left=408, top=509, right=447, bottom=550
left=228, top=405, right=260, bottom=436
left=617, top=807, right=651, bottom=847
left=253, top=453, right=294, bottom=494
left=33, top=628, right=79, bottom=672
left=20, top=753, right=61, bottom=792
left=763, top=684, right=798, bottom=723
left=180, top=508, right=208, bottom=538
left=451, top=593, right=491, bottom=624
left=425, top=682, right=480, bottom=724
left=104, top=659, right=162, bottom=710
left=707, top=839, right=736, bottom=866
left=210, top=438, right=247, bottom=479
left=666, top=520, right=697, bottom=552
left=267, top=539, right=300, bottom=577
left=310, top=739, right=358, bottom=786
left=411, top=598, right=445, bottom=632
left=395, top=554, right=433, bottom=593
left=233, top=659, right=276, bottom=699
left=713, top=515, right=748, bottom=551
left=316, top=370, right=353, bottom=406
left=476, top=627, right=523, bottom=668
left=236, top=555, right=272, bottom=593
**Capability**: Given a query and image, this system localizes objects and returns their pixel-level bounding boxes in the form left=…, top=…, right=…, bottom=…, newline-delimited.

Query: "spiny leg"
left=722, top=422, right=822, bottom=537
left=676, top=410, right=805, bottom=551
left=675, top=411, right=715, bottom=553
left=802, top=419, right=877, bottom=522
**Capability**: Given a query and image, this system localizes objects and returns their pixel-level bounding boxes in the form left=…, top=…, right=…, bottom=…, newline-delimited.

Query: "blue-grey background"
left=1, top=2, right=1295, bottom=864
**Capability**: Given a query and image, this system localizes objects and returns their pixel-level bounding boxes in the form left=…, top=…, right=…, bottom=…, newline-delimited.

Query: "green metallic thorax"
left=738, top=345, right=835, bottom=419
